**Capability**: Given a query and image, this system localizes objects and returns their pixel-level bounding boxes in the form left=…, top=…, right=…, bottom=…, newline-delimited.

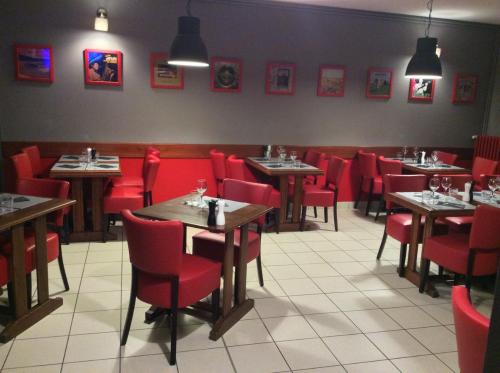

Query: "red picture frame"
left=266, top=62, right=296, bottom=95
left=452, top=74, right=478, bottom=104
left=14, top=44, right=54, bottom=83
left=210, top=57, right=242, bottom=93
left=150, top=52, right=184, bottom=89
left=408, top=78, right=435, bottom=102
left=366, top=68, right=393, bottom=99
left=84, top=49, right=122, bottom=86
left=317, top=65, right=345, bottom=97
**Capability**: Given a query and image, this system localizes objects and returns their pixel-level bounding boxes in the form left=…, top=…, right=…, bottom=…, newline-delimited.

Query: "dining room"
left=0, top=0, right=500, bottom=372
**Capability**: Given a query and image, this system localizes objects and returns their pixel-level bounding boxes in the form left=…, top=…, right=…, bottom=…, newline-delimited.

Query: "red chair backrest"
left=469, top=205, right=500, bottom=250
left=358, top=151, right=379, bottom=179
left=435, top=151, right=458, bottom=165
left=16, top=178, right=70, bottom=226
left=145, top=146, right=160, bottom=158
left=122, top=209, right=183, bottom=276
left=383, top=174, right=427, bottom=210
left=210, top=149, right=226, bottom=181
left=472, top=157, right=498, bottom=184
left=433, top=174, right=473, bottom=191
left=226, top=155, right=246, bottom=181
left=22, top=145, right=43, bottom=176
left=143, top=155, right=160, bottom=193
left=303, top=150, right=326, bottom=167
left=222, top=178, right=272, bottom=227
left=326, top=156, right=347, bottom=187
left=452, top=286, right=489, bottom=373
left=378, top=156, right=402, bottom=177
left=11, top=153, right=34, bottom=180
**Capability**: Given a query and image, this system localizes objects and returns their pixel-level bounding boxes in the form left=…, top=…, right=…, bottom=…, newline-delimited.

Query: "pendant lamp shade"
left=405, top=37, right=442, bottom=79
left=168, top=16, right=209, bottom=67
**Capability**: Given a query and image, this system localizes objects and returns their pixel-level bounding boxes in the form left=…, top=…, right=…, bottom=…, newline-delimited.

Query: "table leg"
left=279, top=175, right=288, bottom=224
left=236, top=224, right=249, bottom=305
left=419, top=216, right=439, bottom=297
left=292, top=175, right=304, bottom=223
left=10, top=225, right=28, bottom=318
left=91, top=178, right=104, bottom=232
left=71, top=178, right=84, bottom=233
left=34, top=216, right=49, bottom=304
left=222, top=230, right=234, bottom=316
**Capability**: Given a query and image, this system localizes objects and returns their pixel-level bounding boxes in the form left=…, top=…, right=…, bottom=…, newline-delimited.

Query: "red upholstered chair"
left=420, top=205, right=500, bottom=293
left=300, top=156, right=347, bottom=232
left=112, top=146, right=160, bottom=188
left=471, top=157, right=498, bottom=186
left=21, top=145, right=43, bottom=177
left=142, top=155, right=161, bottom=206
left=452, top=286, right=489, bottom=373
left=121, top=210, right=221, bottom=365
left=354, top=151, right=383, bottom=216
left=302, top=150, right=326, bottom=185
left=435, top=151, right=458, bottom=165
left=375, top=156, right=403, bottom=221
left=192, top=179, right=272, bottom=287
left=210, top=149, right=226, bottom=197
left=377, top=174, right=427, bottom=276
left=10, top=153, right=34, bottom=181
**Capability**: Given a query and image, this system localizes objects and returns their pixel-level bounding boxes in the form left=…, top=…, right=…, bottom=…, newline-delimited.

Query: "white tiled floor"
left=0, top=208, right=494, bottom=372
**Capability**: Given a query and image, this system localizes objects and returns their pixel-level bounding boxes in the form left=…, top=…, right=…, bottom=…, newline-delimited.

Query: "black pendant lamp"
left=168, top=0, right=209, bottom=67
left=405, top=0, right=442, bottom=80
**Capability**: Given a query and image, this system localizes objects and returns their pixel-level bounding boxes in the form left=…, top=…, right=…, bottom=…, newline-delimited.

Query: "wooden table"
left=0, top=195, right=74, bottom=342
left=402, top=162, right=470, bottom=176
left=134, top=195, right=271, bottom=340
left=384, top=192, right=475, bottom=296
left=49, top=157, right=121, bottom=242
left=245, top=157, right=323, bottom=231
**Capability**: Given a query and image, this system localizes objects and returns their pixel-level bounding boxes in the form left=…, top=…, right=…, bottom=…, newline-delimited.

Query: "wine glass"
left=488, top=178, right=498, bottom=199
left=413, top=146, right=420, bottom=163
left=441, top=176, right=451, bottom=197
left=402, top=146, right=408, bottom=160
left=279, top=149, right=286, bottom=165
left=429, top=177, right=440, bottom=200
left=290, top=150, right=297, bottom=166
left=196, top=179, right=208, bottom=207
left=431, top=151, right=439, bottom=167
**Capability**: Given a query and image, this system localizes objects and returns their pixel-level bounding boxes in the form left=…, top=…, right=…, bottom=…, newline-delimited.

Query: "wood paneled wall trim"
left=1, top=141, right=474, bottom=160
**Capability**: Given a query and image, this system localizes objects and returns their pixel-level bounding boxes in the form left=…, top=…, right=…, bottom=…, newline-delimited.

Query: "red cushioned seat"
left=442, top=216, right=473, bottom=232
left=302, top=184, right=333, bottom=206
left=104, top=186, right=144, bottom=213
left=355, top=151, right=383, bottom=216
left=386, top=214, right=419, bottom=244
left=112, top=176, right=143, bottom=188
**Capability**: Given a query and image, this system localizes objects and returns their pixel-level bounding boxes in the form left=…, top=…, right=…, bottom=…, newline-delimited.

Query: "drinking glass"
left=0, top=194, right=13, bottom=210
left=413, top=146, right=420, bottom=162
left=429, top=177, right=440, bottom=199
left=488, top=177, right=498, bottom=199
left=196, top=179, right=208, bottom=207
left=290, top=150, right=297, bottom=166
left=441, top=176, right=451, bottom=196
left=279, top=150, right=286, bottom=165
left=402, top=146, right=408, bottom=160
left=431, top=151, right=439, bottom=166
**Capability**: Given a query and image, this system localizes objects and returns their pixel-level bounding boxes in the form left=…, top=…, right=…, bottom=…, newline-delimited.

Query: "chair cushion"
left=111, top=176, right=144, bottom=188
left=362, top=175, right=383, bottom=194
left=442, top=216, right=473, bottom=232
left=302, top=184, right=334, bottom=207
left=104, top=186, right=144, bottom=214
left=192, top=229, right=261, bottom=265
left=424, top=234, right=499, bottom=276
left=269, top=188, right=281, bottom=208
left=136, top=253, right=221, bottom=309
left=386, top=213, right=419, bottom=244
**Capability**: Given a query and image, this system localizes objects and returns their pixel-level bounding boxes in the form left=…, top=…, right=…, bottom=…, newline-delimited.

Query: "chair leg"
left=121, top=266, right=137, bottom=346
left=365, top=180, right=374, bottom=216
left=333, top=190, right=339, bottom=232
left=63, top=215, right=70, bottom=245
left=375, top=194, right=384, bottom=221
left=438, top=266, right=444, bottom=277
left=274, top=208, right=280, bottom=234
left=398, top=243, right=407, bottom=277
left=300, top=206, right=307, bottom=231
left=419, top=258, right=431, bottom=293
left=465, top=251, right=476, bottom=293
left=256, top=254, right=264, bottom=287
left=7, top=282, right=15, bottom=310
left=354, top=178, right=363, bottom=209
left=26, top=273, right=32, bottom=309
left=376, top=230, right=387, bottom=260
left=324, top=207, right=328, bottom=223
left=102, top=214, right=109, bottom=243
left=58, top=241, right=70, bottom=291
left=313, top=206, right=318, bottom=218
left=169, top=277, right=179, bottom=366
left=211, top=288, right=220, bottom=322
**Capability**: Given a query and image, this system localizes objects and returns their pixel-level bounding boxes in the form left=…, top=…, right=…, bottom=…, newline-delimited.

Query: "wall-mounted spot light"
left=94, top=7, right=109, bottom=32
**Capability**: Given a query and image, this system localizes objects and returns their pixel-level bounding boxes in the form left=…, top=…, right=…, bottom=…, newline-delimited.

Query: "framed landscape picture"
left=14, top=44, right=54, bottom=83
left=408, top=78, right=435, bottom=102
left=266, top=62, right=296, bottom=95
left=317, top=65, right=345, bottom=97
left=452, top=74, right=477, bottom=104
left=84, top=49, right=122, bottom=86
left=150, top=52, right=184, bottom=89
left=210, top=57, right=242, bottom=93
left=366, top=68, right=393, bottom=99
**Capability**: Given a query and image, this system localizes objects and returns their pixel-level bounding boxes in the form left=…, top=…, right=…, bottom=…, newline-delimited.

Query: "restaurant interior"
left=0, top=0, right=500, bottom=372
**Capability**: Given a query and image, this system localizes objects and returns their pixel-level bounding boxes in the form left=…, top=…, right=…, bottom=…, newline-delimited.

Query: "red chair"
left=451, top=157, right=499, bottom=191
left=355, top=151, right=382, bottom=216
left=420, top=205, right=500, bottom=293
left=375, top=156, right=402, bottom=221
left=121, top=210, right=221, bottom=365
left=192, top=179, right=272, bottom=287
left=300, top=156, right=347, bottom=232
left=302, top=150, right=327, bottom=185
left=22, top=145, right=43, bottom=177
left=210, top=149, right=226, bottom=197
left=112, top=146, right=160, bottom=188
left=435, top=151, right=458, bottom=165
left=142, top=155, right=161, bottom=206
left=10, top=153, right=34, bottom=181
left=452, top=286, right=489, bottom=373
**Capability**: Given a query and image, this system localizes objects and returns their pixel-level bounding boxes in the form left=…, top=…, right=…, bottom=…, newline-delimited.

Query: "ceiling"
left=262, top=0, right=500, bottom=25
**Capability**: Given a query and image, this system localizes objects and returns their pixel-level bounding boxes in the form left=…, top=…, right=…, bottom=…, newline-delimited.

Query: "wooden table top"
left=134, top=195, right=272, bottom=233
left=0, top=197, right=75, bottom=231
left=245, top=157, right=323, bottom=176
left=402, top=163, right=470, bottom=176
left=49, top=161, right=121, bottom=178
left=385, top=192, right=476, bottom=217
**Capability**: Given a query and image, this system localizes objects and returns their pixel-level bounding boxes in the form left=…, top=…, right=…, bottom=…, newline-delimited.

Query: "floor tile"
left=293, top=367, right=346, bottom=373
left=344, top=309, right=401, bottom=333
left=366, top=330, right=429, bottom=358
left=289, top=294, right=339, bottom=314
left=65, top=332, right=120, bottom=362
left=319, top=231, right=353, bottom=241
left=318, top=251, right=355, bottom=263
left=4, top=365, right=62, bottom=373
left=266, top=264, right=307, bottom=280
left=121, top=354, right=177, bottom=373
left=322, top=334, right=385, bottom=365
left=70, top=309, right=121, bottom=334
left=345, top=250, right=378, bottom=262
left=48, top=263, right=84, bottom=279
left=79, top=275, right=122, bottom=293
left=52, top=293, right=78, bottom=314
left=298, top=231, right=328, bottom=242
left=263, top=315, right=317, bottom=341
left=306, top=312, right=360, bottom=337
left=277, top=278, right=322, bottom=296
left=85, top=250, right=122, bottom=263
left=344, top=360, right=399, bottom=373
left=176, top=323, right=224, bottom=351
left=222, top=318, right=272, bottom=346
left=83, top=262, right=123, bottom=277
left=360, top=260, right=398, bottom=274
left=120, top=328, right=171, bottom=357
left=0, top=340, right=13, bottom=368
left=229, top=343, right=288, bottom=373
left=378, top=273, right=415, bottom=288
left=62, top=359, right=120, bottom=373
left=75, top=290, right=122, bottom=312
left=313, top=276, right=357, bottom=293
left=288, top=252, right=325, bottom=264
left=278, top=241, right=312, bottom=252
left=306, top=241, right=341, bottom=252
left=391, top=355, right=454, bottom=373
left=247, top=280, right=286, bottom=298
left=300, top=263, right=340, bottom=278
left=177, top=347, right=234, bottom=373
left=48, top=276, right=81, bottom=294
left=4, top=336, right=67, bottom=368
left=420, top=304, right=455, bottom=325
left=330, top=262, right=371, bottom=276
left=327, top=292, right=377, bottom=311
left=333, top=241, right=368, bottom=251
left=254, top=297, right=300, bottom=318
left=436, top=352, right=460, bottom=372
left=277, top=338, right=339, bottom=370
left=345, top=275, right=391, bottom=291
left=363, top=289, right=415, bottom=308
left=384, top=306, right=440, bottom=328
left=17, top=313, right=72, bottom=339
left=407, top=326, right=457, bottom=353
left=396, top=287, right=450, bottom=306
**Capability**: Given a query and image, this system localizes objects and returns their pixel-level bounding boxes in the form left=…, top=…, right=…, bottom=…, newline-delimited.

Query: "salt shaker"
left=216, top=199, right=225, bottom=226
left=463, top=182, right=471, bottom=202
left=86, top=147, right=92, bottom=163
left=420, top=151, right=426, bottom=164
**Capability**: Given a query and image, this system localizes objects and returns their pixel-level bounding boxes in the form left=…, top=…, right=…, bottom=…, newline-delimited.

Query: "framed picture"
left=317, top=65, right=345, bottom=97
left=408, top=78, right=435, bottom=102
left=366, top=68, right=393, bottom=99
left=210, top=57, right=242, bottom=93
left=84, top=49, right=122, bottom=86
left=266, top=62, right=296, bottom=95
left=14, top=44, right=54, bottom=83
left=452, top=74, right=478, bottom=104
left=150, top=52, right=184, bottom=89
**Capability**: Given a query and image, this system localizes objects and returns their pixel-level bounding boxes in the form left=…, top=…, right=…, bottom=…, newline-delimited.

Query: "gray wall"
left=486, top=35, right=500, bottom=136
left=0, top=0, right=498, bottom=146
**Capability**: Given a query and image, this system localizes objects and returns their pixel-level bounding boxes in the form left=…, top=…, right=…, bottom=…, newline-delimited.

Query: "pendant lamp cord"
left=186, top=0, right=192, bottom=16
left=424, top=0, right=434, bottom=37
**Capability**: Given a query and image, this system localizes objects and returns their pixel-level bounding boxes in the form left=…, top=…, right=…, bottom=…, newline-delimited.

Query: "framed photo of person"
left=366, top=68, right=393, bottom=99
left=150, top=52, right=184, bottom=89
left=452, top=74, right=478, bottom=104
left=210, top=57, right=242, bottom=93
left=317, top=65, right=345, bottom=97
left=14, top=44, right=54, bottom=83
left=266, top=62, right=296, bottom=95
left=408, top=78, right=435, bottom=102
left=84, top=49, right=122, bottom=86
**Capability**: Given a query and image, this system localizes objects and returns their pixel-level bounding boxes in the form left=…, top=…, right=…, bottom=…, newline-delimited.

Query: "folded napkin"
left=437, top=201, right=466, bottom=209
left=58, top=164, right=80, bottom=169
left=98, top=156, right=114, bottom=160
left=96, top=164, right=114, bottom=169
left=13, top=196, right=29, bottom=202
left=416, top=164, right=431, bottom=168
left=64, top=155, right=79, bottom=160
